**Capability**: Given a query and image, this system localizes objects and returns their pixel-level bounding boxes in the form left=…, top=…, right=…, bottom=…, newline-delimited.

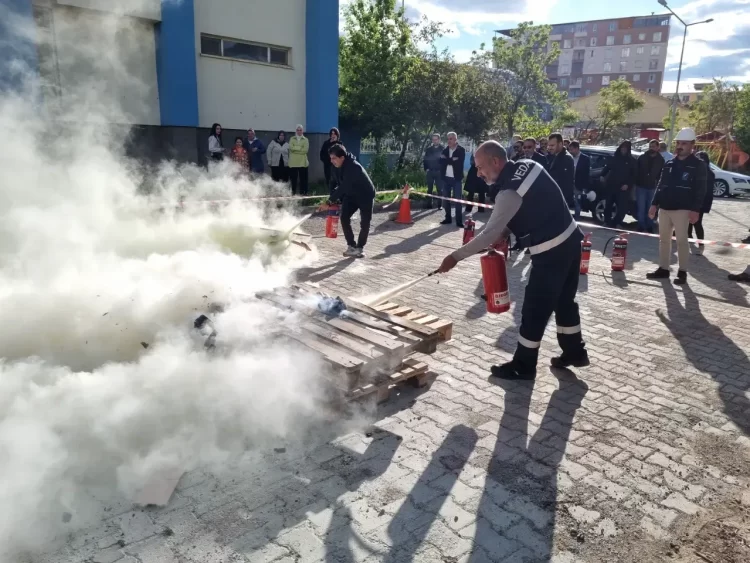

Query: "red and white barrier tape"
left=412, top=191, right=750, bottom=250
left=180, top=189, right=406, bottom=206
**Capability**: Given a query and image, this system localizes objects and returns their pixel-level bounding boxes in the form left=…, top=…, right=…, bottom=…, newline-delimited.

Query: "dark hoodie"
left=602, top=141, right=636, bottom=192
left=330, top=152, right=376, bottom=202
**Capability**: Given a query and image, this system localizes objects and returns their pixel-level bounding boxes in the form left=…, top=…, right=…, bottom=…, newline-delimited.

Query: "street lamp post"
left=657, top=0, right=713, bottom=144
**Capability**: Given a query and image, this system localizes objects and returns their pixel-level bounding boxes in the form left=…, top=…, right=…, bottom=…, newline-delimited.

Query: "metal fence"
left=360, top=135, right=477, bottom=155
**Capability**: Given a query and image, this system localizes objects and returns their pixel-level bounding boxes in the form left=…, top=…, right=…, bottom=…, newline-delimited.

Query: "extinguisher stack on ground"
left=603, top=233, right=629, bottom=271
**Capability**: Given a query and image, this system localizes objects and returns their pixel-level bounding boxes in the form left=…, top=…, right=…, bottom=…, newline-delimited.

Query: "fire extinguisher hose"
left=602, top=235, right=617, bottom=258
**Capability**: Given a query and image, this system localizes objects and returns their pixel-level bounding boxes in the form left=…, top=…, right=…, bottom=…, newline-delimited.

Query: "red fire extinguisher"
left=480, top=249, right=510, bottom=314
left=604, top=233, right=628, bottom=271
left=463, top=216, right=475, bottom=245
left=325, top=204, right=340, bottom=239
left=580, top=233, right=592, bottom=275
left=491, top=236, right=511, bottom=259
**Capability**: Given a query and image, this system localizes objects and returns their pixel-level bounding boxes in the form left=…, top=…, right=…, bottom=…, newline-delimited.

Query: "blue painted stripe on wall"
left=305, top=0, right=339, bottom=134
left=0, top=0, right=38, bottom=93
left=155, top=0, right=199, bottom=127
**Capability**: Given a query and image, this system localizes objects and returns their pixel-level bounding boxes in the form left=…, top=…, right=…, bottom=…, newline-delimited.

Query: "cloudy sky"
left=340, top=0, right=750, bottom=94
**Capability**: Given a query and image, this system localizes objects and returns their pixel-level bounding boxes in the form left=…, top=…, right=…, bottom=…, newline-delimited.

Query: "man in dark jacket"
left=243, top=128, right=266, bottom=174
left=634, top=139, right=665, bottom=233
left=329, top=144, right=376, bottom=259
left=647, top=128, right=707, bottom=284
left=521, top=137, right=548, bottom=166
left=320, top=127, right=341, bottom=188
left=546, top=133, right=576, bottom=208
left=423, top=134, right=444, bottom=210
left=464, top=153, right=487, bottom=213
left=601, top=141, right=636, bottom=228
left=440, top=132, right=467, bottom=227
left=568, top=141, right=590, bottom=221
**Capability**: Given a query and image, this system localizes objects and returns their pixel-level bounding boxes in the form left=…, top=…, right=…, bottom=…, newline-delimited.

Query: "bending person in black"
left=437, top=141, right=589, bottom=380
left=329, top=144, right=375, bottom=259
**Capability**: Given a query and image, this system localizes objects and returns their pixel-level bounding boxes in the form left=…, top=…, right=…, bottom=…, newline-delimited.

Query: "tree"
left=734, top=84, right=750, bottom=154
left=582, top=79, right=644, bottom=143
left=339, top=0, right=412, bottom=151
left=688, top=79, right=738, bottom=134
left=447, top=66, right=509, bottom=142
left=514, top=104, right=579, bottom=139
left=475, top=22, right=563, bottom=138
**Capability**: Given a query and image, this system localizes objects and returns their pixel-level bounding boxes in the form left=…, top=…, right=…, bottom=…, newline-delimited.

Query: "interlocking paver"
left=36, top=201, right=750, bottom=563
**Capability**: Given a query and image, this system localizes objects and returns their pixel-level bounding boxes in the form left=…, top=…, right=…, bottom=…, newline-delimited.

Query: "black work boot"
left=674, top=270, right=687, bottom=285
left=646, top=267, right=670, bottom=280
left=440, top=216, right=452, bottom=225
left=551, top=350, right=590, bottom=369
left=490, top=361, right=536, bottom=381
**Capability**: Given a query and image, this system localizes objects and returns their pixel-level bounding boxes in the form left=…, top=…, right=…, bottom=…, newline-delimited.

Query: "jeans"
left=426, top=169, right=443, bottom=208
left=573, top=192, right=581, bottom=221
left=635, top=186, right=655, bottom=231
left=658, top=209, right=691, bottom=271
left=465, top=189, right=486, bottom=213
left=340, top=197, right=374, bottom=249
left=442, top=176, right=463, bottom=224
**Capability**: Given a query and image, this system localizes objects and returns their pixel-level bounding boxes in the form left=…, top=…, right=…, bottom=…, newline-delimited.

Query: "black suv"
left=577, top=145, right=643, bottom=224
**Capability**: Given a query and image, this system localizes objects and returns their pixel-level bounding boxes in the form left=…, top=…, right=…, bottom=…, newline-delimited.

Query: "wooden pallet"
left=372, top=302, right=453, bottom=342
left=349, top=357, right=430, bottom=403
left=255, top=285, right=441, bottom=393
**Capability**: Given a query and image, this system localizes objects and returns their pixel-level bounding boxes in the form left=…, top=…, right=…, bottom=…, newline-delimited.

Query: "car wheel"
left=594, top=199, right=610, bottom=223
left=713, top=179, right=729, bottom=198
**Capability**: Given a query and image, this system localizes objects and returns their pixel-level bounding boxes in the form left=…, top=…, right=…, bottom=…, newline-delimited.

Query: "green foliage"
left=735, top=84, right=750, bottom=154
left=366, top=153, right=425, bottom=190
left=582, top=79, right=644, bottom=142
left=688, top=79, right=738, bottom=134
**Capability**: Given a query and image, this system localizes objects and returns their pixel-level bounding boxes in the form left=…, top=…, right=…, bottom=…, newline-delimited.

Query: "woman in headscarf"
left=288, top=124, right=310, bottom=195
left=267, top=130, right=290, bottom=183
left=320, top=127, right=341, bottom=189
left=688, top=151, right=715, bottom=255
left=208, top=123, right=224, bottom=161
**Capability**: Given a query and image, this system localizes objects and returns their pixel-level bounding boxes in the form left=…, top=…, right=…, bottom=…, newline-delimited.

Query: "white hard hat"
left=674, top=127, right=696, bottom=142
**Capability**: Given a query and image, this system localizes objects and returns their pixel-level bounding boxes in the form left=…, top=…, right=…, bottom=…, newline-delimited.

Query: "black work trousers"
left=605, top=188, right=630, bottom=227
left=513, top=234, right=586, bottom=373
left=464, top=189, right=486, bottom=213
left=289, top=167, right=308, bottom=195
left=340, top=196, right=374, bottom=249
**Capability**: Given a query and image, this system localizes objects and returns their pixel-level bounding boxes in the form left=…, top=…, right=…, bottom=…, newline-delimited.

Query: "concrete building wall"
left=193, top=0, right=306, bottom=132
left=32, top=1, right=161, bottom=125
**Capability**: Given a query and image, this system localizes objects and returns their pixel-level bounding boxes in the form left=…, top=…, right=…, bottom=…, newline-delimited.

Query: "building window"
left=624, top=34, right=632, bottom=44
left=619, top=74, right=627, bottom=80
left=576, top=38, right=586, bottom=47
left=200, top=34, right=291, bottom=67
left=560, top=77, right=568, bottom=86
left=636, top=46, right=645, bottom=55
left=575, top=23, right=587, bottom=33
left=682, top=95, right=690, bottom=103
left=602, top=75, right=610, bottom=86
left=585, top=89, right=591, bottom=95
left=635, top=60, right=643, bottom=68
left=560, top=64, right=571, bottom=74
left=606, top=35, right=615, bottom=45
left=651, top=45, right=660, bottom=55
left=563, top=39, right=572, bottom=49
left=621, top=47, right=630, bottom=58
left=633, top=73, right=640, bottom=81
left=638, top=33, right=646, bottom=40
left=653, top=32, right=662, bottom=41
left=604, top=62, right=612, bottom=72
left=661, top=19, right=669, bottom=26
left=648, top=73, right=656, bottom=83
left=605, top=48, right=613, bottom=60
left=592, top=23, right=598, bottom=32
left=620, top=61, right=627, bottom=71
left=586, top=76, right=593, bottom=83
left=647, top=87, right=654, bottom=93
left=649, top=59, right=659, bottom=69
left=609, top=22, right=618, bottom=31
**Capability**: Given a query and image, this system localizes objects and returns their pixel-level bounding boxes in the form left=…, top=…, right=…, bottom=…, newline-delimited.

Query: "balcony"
left=569, top=79, right=582, bottom=88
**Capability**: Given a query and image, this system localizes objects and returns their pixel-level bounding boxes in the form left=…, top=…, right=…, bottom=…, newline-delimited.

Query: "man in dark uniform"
left=437, top=141, right=589, bottom=380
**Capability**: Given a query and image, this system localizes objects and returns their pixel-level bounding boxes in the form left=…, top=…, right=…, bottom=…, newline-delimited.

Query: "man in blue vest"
left=437, top=141, right=588, bottom=380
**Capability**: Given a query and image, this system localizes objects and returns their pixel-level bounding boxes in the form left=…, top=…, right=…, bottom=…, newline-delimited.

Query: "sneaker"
left=551, top=351, right=590, bottom=369
left=646, top=267, right=670, bottom=280
left=343, top=246, right=358, bottom=257
left=440, top=218, right=453, bottom=225
left=354, top=247, right=365, bottom=258
left=490, top=361, right=536, bottom=381
left=694, top=244, right=704, bottom=256
left=674, top=270, right=687, bottom=285
left=742, top=235, right=750, bottom=244
left=728, top=272, right=750, bottom=283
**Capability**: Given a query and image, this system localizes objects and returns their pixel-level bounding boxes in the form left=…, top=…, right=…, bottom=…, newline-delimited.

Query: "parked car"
left=577, top=145, right=642, bottom=224
left=710, top=163, right=750, bottom=198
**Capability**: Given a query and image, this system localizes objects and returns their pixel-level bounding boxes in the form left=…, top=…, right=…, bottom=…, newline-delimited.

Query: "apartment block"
left=497, top=14, right=672, bottom=99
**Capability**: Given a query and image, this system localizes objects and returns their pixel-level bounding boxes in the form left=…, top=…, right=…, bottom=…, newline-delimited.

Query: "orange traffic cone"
left=394, top=184, right=413, bottom=224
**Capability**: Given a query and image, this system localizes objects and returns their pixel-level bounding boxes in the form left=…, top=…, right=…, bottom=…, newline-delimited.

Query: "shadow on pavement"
left=658, top=283, right=750, bottom=436
left=370, top=227, right=447, bottom=260
left=467, top=373, right=588, bottom=562
left=687, top=253, right=749, bottom=307
left=295, top=257, right=355, bottom=284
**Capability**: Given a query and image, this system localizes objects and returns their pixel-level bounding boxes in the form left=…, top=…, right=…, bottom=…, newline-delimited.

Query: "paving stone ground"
left=40, top=198, right=750, bottom=563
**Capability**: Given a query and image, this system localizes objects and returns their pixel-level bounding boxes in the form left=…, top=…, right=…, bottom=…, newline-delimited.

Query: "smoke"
left=0, top=3, right=360, bottom=560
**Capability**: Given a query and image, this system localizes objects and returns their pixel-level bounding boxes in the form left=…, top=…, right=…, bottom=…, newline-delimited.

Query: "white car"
left=711, top=163, right=750, bottom=198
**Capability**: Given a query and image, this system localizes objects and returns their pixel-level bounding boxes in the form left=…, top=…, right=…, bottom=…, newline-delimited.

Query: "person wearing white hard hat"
left=647, top=127, right=707, bottom=285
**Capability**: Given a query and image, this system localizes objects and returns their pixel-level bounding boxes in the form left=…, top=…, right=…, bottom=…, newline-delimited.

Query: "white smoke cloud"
left=0, top=3, right=360, bottom=560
